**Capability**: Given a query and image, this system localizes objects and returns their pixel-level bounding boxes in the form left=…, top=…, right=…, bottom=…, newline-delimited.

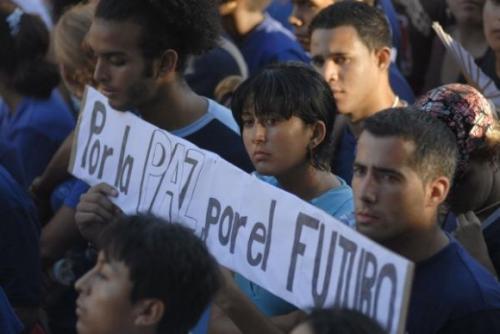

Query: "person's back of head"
left=53, top=3, right=96, bottom=99
left=291, top=308, right=387, bottom=334
left=0, top=5, right=59, bottom=99
left=76, top=214, right=220, bottom=334
left=309, top=1, right=391, bottom=52
left=94, top=0, right=221, bottom=72
left=231, top=62, right=337, bottom=171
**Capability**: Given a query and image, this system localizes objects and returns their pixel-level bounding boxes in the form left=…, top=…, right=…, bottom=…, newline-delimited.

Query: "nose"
left=253, top=122, right=267, bottom=143
left=75, top=267, right=94, bottom=294
left=322, top=60, right=339, bottom=84
left=357, top=173, right=377, bottom=204
left=93, top=58, right=109, bottom=84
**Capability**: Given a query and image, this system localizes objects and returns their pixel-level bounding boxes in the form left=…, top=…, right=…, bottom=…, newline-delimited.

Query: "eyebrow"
left=354, top=162, right=404, bottom=177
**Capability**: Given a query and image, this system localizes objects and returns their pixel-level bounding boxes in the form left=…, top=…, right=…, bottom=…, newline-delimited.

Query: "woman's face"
left=448, top=156, right=495, bottom=213
left=484, top=0, right=500, bottom=51
left=241, top=111, right=320, bottom=176
left=447, top=0, right=485, bottom=26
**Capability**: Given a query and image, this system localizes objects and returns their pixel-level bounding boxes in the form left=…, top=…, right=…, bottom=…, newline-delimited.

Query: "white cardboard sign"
left=69, top=87, right=414, bottom=334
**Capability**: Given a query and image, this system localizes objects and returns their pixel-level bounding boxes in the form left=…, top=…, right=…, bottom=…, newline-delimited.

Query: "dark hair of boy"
left=99, top=215, right=220, bottom=334
left=309, top=1, right=392, bottom=51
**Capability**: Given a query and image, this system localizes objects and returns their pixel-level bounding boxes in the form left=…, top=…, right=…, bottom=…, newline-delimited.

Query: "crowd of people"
left=1, top=0, right=500, bottom=333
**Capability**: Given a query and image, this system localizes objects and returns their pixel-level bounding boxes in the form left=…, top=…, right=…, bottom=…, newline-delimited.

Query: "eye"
left=333, top=55, right=348, bottom=65
left=241, top=117, right=254, bottom=128
left=353, top=165, right=366, bottom=177
left=311, top=56, right=324, bottom=68
left=108, top=55, right=126, bottom=66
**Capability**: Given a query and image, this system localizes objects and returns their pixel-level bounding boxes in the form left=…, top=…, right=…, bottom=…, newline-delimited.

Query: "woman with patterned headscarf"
left=415, top=83, right=500, bottom=277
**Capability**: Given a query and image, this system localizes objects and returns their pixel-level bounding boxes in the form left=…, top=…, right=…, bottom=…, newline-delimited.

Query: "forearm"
left=33, top=131, right=74, bottom=194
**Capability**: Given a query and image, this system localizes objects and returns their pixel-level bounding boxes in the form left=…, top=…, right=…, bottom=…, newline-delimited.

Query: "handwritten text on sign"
left=70, top=87, right=414, bottom=334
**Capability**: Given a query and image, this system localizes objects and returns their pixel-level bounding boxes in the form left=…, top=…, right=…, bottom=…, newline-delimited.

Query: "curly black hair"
left=99, top=214, right=220, bottom=334
left=95, top=0, right=221, bottom=71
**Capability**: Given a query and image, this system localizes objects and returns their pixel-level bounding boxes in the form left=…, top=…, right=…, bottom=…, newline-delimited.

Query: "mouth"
left=252, top=151, right=270, bottom=162
left=356, top=211, right=380, bottom=225
left=100, top=87, right=117, bottom=98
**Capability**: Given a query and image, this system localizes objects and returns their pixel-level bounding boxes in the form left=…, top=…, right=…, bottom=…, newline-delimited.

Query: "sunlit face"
left=75, top=252, right=137, bottom=334
left=484, top=0, right=500, bottom=51
left=352, top=132, right=436, bottom=244
left=86, top=19, right=160, bottom=111
left=311, top=26, right=382, bottom=122
left=447, top=0, right=485, bottom=25
left=290, top=0, right=335, bottom=51
left=241, top=112, right=317, bottom=176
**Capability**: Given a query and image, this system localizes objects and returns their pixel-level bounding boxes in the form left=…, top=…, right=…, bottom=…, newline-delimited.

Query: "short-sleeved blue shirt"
left=0, top=89, right=75, bottom=185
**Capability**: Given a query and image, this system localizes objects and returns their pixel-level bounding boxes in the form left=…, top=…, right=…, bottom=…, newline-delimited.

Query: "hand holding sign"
left=75, top=182, right=123, bottom=245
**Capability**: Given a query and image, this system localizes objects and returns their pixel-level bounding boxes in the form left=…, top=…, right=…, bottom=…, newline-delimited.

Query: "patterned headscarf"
left=415, top=83, right=495, bottom=176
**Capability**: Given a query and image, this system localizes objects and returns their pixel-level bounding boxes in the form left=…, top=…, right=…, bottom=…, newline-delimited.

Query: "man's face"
left=352, top=132, right=433, bottom=244
left=310, top=26, right=382, bottom=122
left=75, top=252, right=137, bottom=334
left=290, top=0, right=334, bottom=50
left=86, top=19, right=159, bottom=111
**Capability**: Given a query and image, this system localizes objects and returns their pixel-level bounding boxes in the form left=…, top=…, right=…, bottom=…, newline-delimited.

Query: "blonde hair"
left=53, top=3, right=95, bottom=92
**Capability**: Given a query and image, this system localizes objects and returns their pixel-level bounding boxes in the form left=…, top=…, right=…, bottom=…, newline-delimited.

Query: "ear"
left=133, top=299, right=165, bottom=328
left=309, top=121, right=327, bottom=149
left=59, top=64, right=84, bottom=99
left=155, top=49, right=178, bottom=79
left=426, top=176, right=451, bottom=208
left=374, top=46, right=392, bottom=71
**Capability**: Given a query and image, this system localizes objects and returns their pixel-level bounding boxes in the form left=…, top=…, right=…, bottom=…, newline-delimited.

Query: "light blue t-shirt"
left=235, top=173, right=354, bottom=316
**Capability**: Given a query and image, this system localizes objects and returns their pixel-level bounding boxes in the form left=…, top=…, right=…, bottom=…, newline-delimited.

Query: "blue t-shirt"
left=0, top=287, right=22, bottom=334
left=235, top=173, right=354, bottom=316
left=407, top=238, right=500, bottom=334
left=0, top=89, right=75, bottom=185
left=0, top=165, right=40, bottom=308
left=65, top=98, right=253, bottom=206
left=237, top=14, right=309, bottom=75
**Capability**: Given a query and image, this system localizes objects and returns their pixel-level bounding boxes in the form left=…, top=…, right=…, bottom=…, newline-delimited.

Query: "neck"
left=224, top=9, right=264, bottom=39
left=350, top=85, right=398, bottom=138
left=453, top=25, right=487, bottom=58
left=381, top=224, right=449, bottom=263
left=139, top=78, right=207, bottom=132
left=275, top=164, right=339, bottom=201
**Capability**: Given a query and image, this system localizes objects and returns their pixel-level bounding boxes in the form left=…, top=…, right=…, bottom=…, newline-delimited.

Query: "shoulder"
left=311, top=177, right=354, bottom=219
left=22, top=90, right=75, bottom=135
